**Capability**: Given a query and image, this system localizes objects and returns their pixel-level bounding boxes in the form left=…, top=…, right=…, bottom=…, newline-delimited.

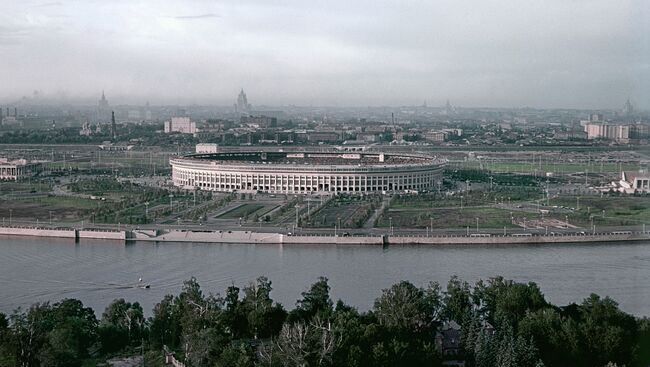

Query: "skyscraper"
left=235, top=89, right=251, bottom=114
left=97, top=91, right=110, bottom=122
left=623, top=98, right=634, bottom=116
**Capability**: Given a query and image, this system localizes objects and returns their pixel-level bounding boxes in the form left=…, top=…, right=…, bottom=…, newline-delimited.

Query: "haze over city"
left=1, top=0, right=648, bottom=108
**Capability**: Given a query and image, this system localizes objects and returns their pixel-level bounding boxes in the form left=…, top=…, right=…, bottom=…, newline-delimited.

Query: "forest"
left=0, top=276, right=648, bottom=367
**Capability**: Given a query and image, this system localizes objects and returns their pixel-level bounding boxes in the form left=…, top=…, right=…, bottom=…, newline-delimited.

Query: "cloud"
left=173, top=13, right=221, bottom=20
left=36, top=2, right=63, bottom=7
left=0, top=0, right=645, bottom=108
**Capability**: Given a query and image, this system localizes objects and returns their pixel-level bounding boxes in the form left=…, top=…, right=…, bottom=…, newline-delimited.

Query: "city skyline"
left=0, top=0, right=648, bottom=109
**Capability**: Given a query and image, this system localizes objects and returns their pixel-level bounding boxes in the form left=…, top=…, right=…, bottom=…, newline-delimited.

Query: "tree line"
left=0, top=276, right=649, bottom=367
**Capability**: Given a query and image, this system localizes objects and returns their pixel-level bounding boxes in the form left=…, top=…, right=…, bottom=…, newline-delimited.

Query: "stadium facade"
left=170, top=151, right=444, bottom=194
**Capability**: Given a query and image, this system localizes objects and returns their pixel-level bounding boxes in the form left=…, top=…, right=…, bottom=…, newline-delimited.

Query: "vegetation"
left=307, top=195, right=382, bottom=228
left=0, top=276, right=648, bottom=367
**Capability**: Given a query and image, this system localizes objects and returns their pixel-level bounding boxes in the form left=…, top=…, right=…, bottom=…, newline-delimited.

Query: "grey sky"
left=0, top=0, right=647, bottom=108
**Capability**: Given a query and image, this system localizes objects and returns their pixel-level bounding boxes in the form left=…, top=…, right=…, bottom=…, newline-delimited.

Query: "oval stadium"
left=170, top=151, right=444, bottom=194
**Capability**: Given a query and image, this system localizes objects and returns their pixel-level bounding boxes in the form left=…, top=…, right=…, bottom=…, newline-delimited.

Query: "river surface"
left=0, top=236, right=649, bottom=316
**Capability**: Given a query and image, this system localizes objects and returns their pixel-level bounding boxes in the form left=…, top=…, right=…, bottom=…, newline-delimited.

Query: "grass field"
left=456, top=161, right=643, bottom=174
left=550, top=195, right=650, bottom=226
left=378, top=206, right=518, bottom=229
left=217, top=204, right=266, bottom=219
left=307, top=196, right=380, bottom=228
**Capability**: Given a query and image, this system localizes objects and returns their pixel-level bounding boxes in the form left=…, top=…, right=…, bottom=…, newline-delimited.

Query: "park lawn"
left=378, top=206, right=517, bottom=229
left=0, top=181, right=52, bottom=193
left=307, top=196, right=379, bottom=228
left=25, top=195, right=103, bottom=210
left=550, top=195, right=650, bottom=226
left=217, top=203, right=265, bottom=219
left=458, top=161, right=642, bottom=174
left=390, top=189, right=542, bottom=210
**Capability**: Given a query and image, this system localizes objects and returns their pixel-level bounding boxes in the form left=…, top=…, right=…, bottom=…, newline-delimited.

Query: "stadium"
left=170, top=151, right=444, bottom=194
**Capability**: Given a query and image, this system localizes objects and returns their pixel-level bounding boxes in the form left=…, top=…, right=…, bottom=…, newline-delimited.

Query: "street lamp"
left=49, top=210, right=53, bottom=225
left=389, top=216, right=393, bottom=236
left=9, top=209, right=12, bottom=225
left=565, top=215, right=569, bottom=229
left=430, top=217, right=433, bottom=237
left=476, top=217, right=479, bottom=233
left=295, top=204, right=300, bottom=230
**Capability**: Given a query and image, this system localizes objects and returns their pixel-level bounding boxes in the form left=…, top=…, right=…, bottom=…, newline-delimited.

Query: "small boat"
left=138, top=284, right=151, bottom=289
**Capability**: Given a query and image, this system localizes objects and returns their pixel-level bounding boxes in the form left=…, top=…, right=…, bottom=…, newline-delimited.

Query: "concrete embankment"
left=130, top=229, right=650, bottom=245
left=388, top=232, right=650, bottom=245
left=1, top=226, right=649, bottom=245
left=0, top=226, right=76, bottom=239
left=0, top=226, right=126, bottom=241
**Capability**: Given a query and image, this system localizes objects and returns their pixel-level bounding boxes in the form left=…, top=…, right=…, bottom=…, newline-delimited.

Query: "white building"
left=619, top=170, right=650, bottom=193
left=0, top=159, right=40, bottom=181
left=584, top=122, right=630, bottom=142
left=170, top=151, right=444, bottom=194
left=196, top=143, right=219, bottom=154
left=164, top=117, right=196, bottom=134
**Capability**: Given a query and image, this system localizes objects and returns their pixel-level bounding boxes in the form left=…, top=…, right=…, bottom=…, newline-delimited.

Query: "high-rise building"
left=235, top=89, right=251, bottom=113
left=97, top=91, right=110, bottom=122
left=623, top=98, right=634, bottom=116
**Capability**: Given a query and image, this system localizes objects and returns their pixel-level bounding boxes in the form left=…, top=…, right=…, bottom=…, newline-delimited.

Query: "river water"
left=0, top=236, right=649, bottom=316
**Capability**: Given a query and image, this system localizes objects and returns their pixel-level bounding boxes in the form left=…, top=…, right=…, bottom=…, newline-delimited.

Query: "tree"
left=444, top=276, right=473, bottom=324
left=574, top=294, right=637, bottom=367
left=373, top=281, right=432, bottom=332
left=242, top=276, right=287, bottom=339
left=99, top=299, right=145, bottom=353
left=7, top=300, right=98, bottom=367
left=149, top=295, right=177, bottom=349
left=473, top=277, right=547, bottom=327
left=291, top=277, right=334, bottom=322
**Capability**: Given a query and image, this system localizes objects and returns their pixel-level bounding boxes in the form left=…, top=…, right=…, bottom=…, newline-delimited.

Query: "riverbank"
left=1, top=225, right=649, bottom=245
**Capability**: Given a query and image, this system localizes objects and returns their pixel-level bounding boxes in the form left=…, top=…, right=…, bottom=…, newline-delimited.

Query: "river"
left=0, top=236, right=649, bottom=316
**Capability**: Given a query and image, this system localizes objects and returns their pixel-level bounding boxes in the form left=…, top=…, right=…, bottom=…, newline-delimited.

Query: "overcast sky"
left=0, top=0, right=648, bottom=108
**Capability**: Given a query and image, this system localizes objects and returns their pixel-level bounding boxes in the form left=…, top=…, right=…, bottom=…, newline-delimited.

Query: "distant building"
left=97, top=91, right=110, bottom=122
left=424, top=130, right=447, bottom=142
left=79, top=122, right=92, bottom=136
left=307, top=131, right=340, bottom=143
left=589, top=113, right=604, bottom=122
left=435, top=321, right=464, bottom=366
left=443, top=100, right=456, bottom=115
left=1, top=107, right=21, bottom=127
left=98, top=143, right=134, bottom=151
left=164, top=117, right=196, bottom=134
left=0, top=159, right=40, bottom=181
left=235, top=89, right=251, bottom=114
left=631, top=123, right=650, bottom=139
left=127, top=110, right=141, bottom=120
left=554, top=129, right=587, bottom=140
left=584, top=122, right=630, bottom=142
left=619, top=170, right=650, bottom=193
left=623, top=98, right=634, bottom=116
left=196, top=143, right=219, bottom=154
left=241, top=115, right=277, bottom=128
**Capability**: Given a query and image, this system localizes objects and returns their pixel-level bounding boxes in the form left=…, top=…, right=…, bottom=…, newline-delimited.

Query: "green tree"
left=291, top=277, right=334, bottom=322
left=99, top=299, right=145, bottom=353
left=444, top=276, right=473, bottom=324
